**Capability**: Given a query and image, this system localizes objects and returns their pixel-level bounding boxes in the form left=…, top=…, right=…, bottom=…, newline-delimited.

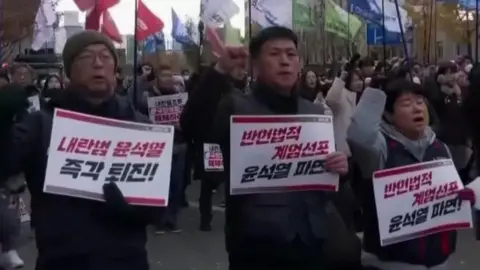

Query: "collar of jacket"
left=252, top=80, right=298, bottom=114
left=47, top=85, right=120, bottom=118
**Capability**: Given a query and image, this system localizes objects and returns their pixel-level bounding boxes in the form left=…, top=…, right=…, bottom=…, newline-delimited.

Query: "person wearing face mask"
left=42, top=74, right=64, bottom=103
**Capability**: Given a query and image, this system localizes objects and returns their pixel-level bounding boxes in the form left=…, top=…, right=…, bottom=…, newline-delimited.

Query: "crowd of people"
left=0, top=26, right=479, bottom=270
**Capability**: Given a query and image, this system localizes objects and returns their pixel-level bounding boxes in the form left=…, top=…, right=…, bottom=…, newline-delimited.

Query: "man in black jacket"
left=180, top=63, right=246, bottom=231
left=0, top=30, right=157, bottom=270
left=213, top=27, right=348, bottom=269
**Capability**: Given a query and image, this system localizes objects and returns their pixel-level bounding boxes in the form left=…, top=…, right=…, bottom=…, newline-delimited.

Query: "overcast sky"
left=57, top=0, right=245, bottom=35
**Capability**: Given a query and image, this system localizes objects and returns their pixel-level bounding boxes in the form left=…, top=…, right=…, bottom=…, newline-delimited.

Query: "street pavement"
left=15, top=181, right=480, bottom=269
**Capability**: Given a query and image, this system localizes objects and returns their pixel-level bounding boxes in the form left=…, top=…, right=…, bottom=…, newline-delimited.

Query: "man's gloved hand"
left=457, top=188, right=476, bottom=206
left=103, top=182, right=132, bottom=214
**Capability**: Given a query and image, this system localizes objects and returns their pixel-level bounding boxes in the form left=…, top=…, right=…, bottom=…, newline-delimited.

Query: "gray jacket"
left=347, top=87, right=452, bottom=179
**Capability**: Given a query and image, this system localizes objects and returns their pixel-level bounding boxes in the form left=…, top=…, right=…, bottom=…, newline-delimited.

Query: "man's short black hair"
left=249, top=26, right=298, bottom=59
left=384, top=79, right=425, bottom=113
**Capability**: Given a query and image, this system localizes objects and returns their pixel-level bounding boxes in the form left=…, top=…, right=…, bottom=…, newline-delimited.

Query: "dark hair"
left=359, top=57, right=374, bottom=68
left=384, top=79, right=426, bottom=113
left=43, top=74, right=63, bottom=91
left=344, top=69, right=363, bottom=91
left=10, top=63, right=35, bottom=78
left=437, top=62, right=457, bottom=76
left=249, top=26, right=298, bottom=59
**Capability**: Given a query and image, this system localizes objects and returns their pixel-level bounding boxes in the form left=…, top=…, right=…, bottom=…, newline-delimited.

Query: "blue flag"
left=143, top=32, right=165, bottom=54
left=171, top=8, right=194, bottom=46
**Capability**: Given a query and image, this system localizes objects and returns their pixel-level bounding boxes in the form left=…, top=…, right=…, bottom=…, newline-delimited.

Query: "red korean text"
left=240, top=125, right=302, bottom=146
left=384, top=171, right=433, bottom=199
left=57, top=137, right=112, bottom=157
left=112, top=141, right=166, bottom=158
left=412, top=181, right=460, bottom=206
left=272, top=140, right=330, bottom=160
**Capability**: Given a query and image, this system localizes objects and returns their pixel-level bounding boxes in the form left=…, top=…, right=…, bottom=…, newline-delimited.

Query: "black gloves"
left=103, top=182, right=133, bottom=215
left=102, top=182, right=157, bottom=224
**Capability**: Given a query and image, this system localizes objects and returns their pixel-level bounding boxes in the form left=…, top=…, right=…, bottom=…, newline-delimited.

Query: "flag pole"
left=248, top=0, right=253, bottom=77
left=476, top=0, right=479, bottom=62
left=393, top=0, right=411, bottom=72
left=381, top=0, right=387, bottom=65
left=132, top=0, right=139, bottom=109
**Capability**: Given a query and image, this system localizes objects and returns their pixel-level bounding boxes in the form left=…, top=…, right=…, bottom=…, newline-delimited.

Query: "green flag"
left=293, top=0, right=315, bottom=28
left=324, top=0, right=362, bottom=39
left=224, top=20, right=242, bottom=46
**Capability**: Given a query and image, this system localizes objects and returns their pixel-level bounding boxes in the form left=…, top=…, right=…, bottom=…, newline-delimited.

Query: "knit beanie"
left=62, top=30, right=118, bottom=79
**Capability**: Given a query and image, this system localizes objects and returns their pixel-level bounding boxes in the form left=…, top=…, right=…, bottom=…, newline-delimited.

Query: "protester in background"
left=0, top=73, right=9, bottom=88
left=181, top=61, right=246, bottom=232
left=348, top=79, right=456, bottom=270
left=173, top=75, right=185, bottom=93
left=212, top=26, right=348, bottom=270
left=358, top=57, right=375, bottom=78
left=0, top=84, right=29, bottom=269
left=127, top=63, right=158, bottom=115
left=298, top=69, right=319, bottom=102
left=42, top=74, right=64, bottom=103
left=115, top=67, right=127, bottom=95
left=9, top=63, right=35, bottom=87
left=181, top=69, right=190, bottom=82
left=0, top=30, right=158, bottom=270
left=133, top=64, right=186, bottom=235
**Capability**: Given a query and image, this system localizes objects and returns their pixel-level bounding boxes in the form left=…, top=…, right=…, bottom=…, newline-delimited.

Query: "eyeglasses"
left=76, top=53, right=115, bottom=66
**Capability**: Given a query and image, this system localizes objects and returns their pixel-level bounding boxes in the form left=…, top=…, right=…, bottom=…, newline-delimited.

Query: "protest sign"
left=43, top=109, right=174, bottom=207
left=18, top=197, right=30, bottom=223
left=147, top=93, right=188, bottom=124
left=229, top=115, right=338, bottom=195
left=373, top=159, right=473, bottom=246
left=28, top=95, right=41, bottom=113
left=204, top=143, right=224, bottom=171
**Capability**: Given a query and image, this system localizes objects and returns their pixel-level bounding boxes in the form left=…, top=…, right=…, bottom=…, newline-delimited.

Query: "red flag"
left=101, top=11, right=122, bottom=43
left=136, top=0, right=164, bottom=41
left=73, top=0, right=119, bottom=11
left=206, top=26, right=224, bottom=58
left=78, top=0, right=122, bottom=43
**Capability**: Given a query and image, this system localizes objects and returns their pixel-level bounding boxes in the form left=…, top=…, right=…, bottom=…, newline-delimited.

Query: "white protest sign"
left=28, top=95, right=41, bottom=113
left=204, top=143, right=224, bottom=171
left=147, top=93, right=188, bottom=125
left=18, top=197, right=30, bottom=223
left=44, top=109, right=174, bottom=207
left=373, top=159, right=473, bottom=246
left=229, top=115, right=338, bottom=195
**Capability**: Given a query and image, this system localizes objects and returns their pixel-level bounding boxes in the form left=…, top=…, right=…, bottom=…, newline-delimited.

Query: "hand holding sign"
left=325, top=152, right=348, bottom=176
left=457, top=188, right=476, bottom=206
left=215, top=46, right=248, bottom=75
